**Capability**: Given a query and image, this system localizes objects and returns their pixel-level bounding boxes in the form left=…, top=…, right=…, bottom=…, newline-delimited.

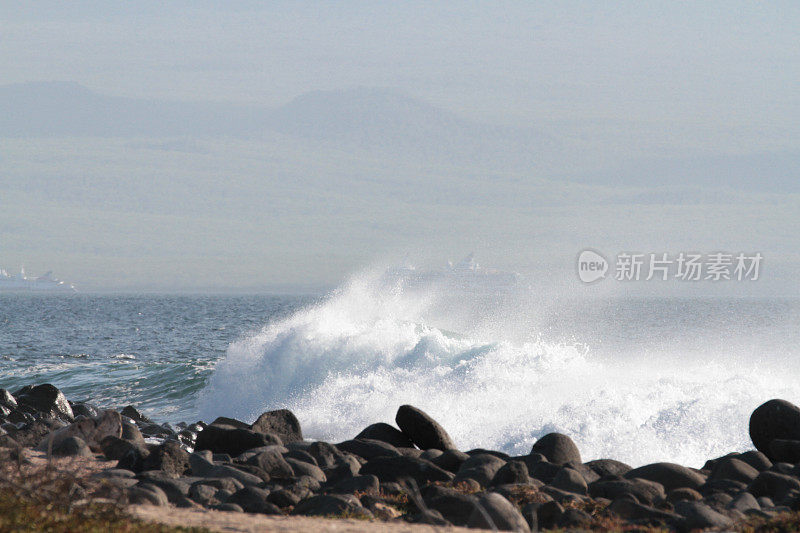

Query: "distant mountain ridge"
left=0, top=81, right=548, bottom=167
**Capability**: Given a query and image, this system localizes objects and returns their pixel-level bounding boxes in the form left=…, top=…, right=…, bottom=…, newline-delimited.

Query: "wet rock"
left=70, top=402, right=99, bottom=419
left=748, top=471, right=800, bottom=500
left=711, top=456, right=760, bottom=484
left=769, top=439, right=800, bottom=464
left=585, top=458, right=632, bottom=478
left=227, top=486, right=281, bottom=514
left=15, top=384, right=74, bottom=421
left=250, top=409, right=303, bottom=444
left=292, top=494, right=372, bottom=518
left=395, top=405, right=456, bottom=451
left=336, top=438, right=401, bottom=460
left=141, top=441, right=190, bottom=476
left=468, top=492, right=531, bottom=532
left=625, top=462, right=706, bottom=492
left=750, top=399, right=800, bottom=458
left=674, top=500, right=732, bottom=529
left=121, top=405, right=151, bottom=424
left=529, top=433, right=581, bottom=465
left=0, top=389, right=17, bottom=410
left=454, top=453, right=506, bottom=487
left=550, top=466, right=588, bottom=495
left=361, top=455, right=453, bottom=485
left=491, top=460, right=529, bottom=486
left=195, top=424, right=281, bottom=457
left=355, top=422, right=415, bottom=449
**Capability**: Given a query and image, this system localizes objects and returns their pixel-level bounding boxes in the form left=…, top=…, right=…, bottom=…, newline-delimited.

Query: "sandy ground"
left=130, top=505, right=490, bottom=533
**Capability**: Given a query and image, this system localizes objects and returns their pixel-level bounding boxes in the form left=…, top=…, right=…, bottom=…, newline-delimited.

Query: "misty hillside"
left=0, top=82, right=547, bottom=168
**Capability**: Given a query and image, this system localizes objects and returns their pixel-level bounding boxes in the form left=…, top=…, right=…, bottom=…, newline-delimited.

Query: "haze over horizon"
left=2, top=2, right=798, bottom=294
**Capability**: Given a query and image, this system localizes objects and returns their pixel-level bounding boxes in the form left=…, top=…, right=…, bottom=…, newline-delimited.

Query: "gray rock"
left=141, top=441, right=189, bottom=476
left=243, top=449, right=294, bottom=480
left=423, top=486, right=480, bottom=526
left=101, top=435, right=148, bottom=471
left=0, top=389, right=17, bottom=410
left=292, top=494, right=371, bottom=518
left=749, top=399, right=800, bottom=458
left=52, top=435, right=92, bottom=457
left=625, top=462, right=706, bottom=492
left=468, top=492, right=530, bottom=532
left=395, top=405, right=456, bottom=451
left=355, top=422, right=415, bottom=449
left=120, top=405, right=151, bottom=424
left=739, top=450, right=773, bottom=471
left=674, top=500, right=732, bottom=529
left=550, top=466, right=588, bottom=495
left=336, top=438, right=401, bottom=460
left=529, top=433, right=581, bottom=465
left=361, top=455, right=453, bottom=485
left=195, top=424, right=281, bottom=457
left=748, top=470, right=800, bottom=500
left=711, top=456, right=760, bottom=484
left=37, top=409, right=122, bottom=452
left=307, top=441, right=346, bottom=468
left=14, top=384, right=74, bottom=421
left=327, top=474, right=380, bottom=495
left=323, top=454, right=361, bottom=485
left=286, top=457, right=326, bottom=482
left=584, top=458, right=632, bottom=478
left=491, top=460, right=529, bottom=486
left=728, top=491, right=760, bottom=513
left=268, top=489, right=301, bottom=508
left=454, top=453, right=506, bottom=487
left=431, top=449, right=469, bottom=473
left=250, top=409, right=303, bottom=444
left=128, top=484, right=168, bottom=506
left=227, top=486, right=281, bottom=514
left=589, top=477, right=666, bottom=506
left=557, top=507, right=593, bottom=529
left=608, top=498, right=682, bottom=527
left=189, top=452, right=263, bottom=486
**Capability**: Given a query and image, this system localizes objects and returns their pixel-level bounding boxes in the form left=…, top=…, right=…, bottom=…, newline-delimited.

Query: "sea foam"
left=199, top=269, right=797, bottom=467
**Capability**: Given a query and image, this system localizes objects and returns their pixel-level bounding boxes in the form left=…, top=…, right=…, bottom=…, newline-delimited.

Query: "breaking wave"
left=199, top=269, right=799, bottom=467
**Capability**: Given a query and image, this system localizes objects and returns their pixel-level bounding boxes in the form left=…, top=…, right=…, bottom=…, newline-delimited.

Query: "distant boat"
left=384, top=253, right=519, bottom=292
left=0, top=266, right=76, bottom=292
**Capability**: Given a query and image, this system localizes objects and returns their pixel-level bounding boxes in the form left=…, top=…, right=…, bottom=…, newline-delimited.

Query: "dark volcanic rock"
left=748, top=471, right=800, bottom=500
left=674, top=500, right=732, bottom=530
left=323, top=455, right=362, bottom=485
left=557, top=507, right=593, bottom=529
left=307, top=441, right=346, bottom=469
left=431, top=449, right=470, bottom=473
left=195, top=424, right=281, bottom=457
left=0, top=389, right=17, bottom=410
left=285, top=457, right=326, bottom=483
left=52, top=435, right=92, bottom=457
left=625, top=462, right=706, bottom=492
left=120, top=405, right=151, bottom=424
left=738, top=450, right=773, bottom=471
left=15, top=384, right=74, bottom=421
left=529, top=433, right=581, bottom=465
left=292, top=494, right=372, bottom=518
left=355, top=422, right=415, bottom=448
left=424, top=486, right=480, bottom=526
left=491, top=460, right=529, bottom=486
left=336, top=438, right=401, bottom=461
left=327, top=474, right=380, bottom=495
left=585, top=458, right=632, bottom=478
left=250, top=409, right=303, bottom=443
left=395, top=405, right=456, bottom=451
left=589, top=477, right=666, bottom=506
left=101, top=435, right=149, bottom=471
left=607, top=498, right=682, bottom=527
left=227, top=486, right=281, bottom=514
left=711, top=456, right=760, bottom=484
left=467, top=492, right=531, bottom=532
left=360, top=455, right=453, bottom=485
left=749, top=399, right=800, bottom=458
left=243, top=449, right=294, bottom=480
left=71, top=402, right=99, bottom=419
left=550, top=466, right=588, bottom=495
left=769, top=439, right=800, bottom=464
left=141, top=441, right=190, bottom=476
left=210, top=416, right=249, bottom=429
left=454, top=453, right=506, bottom=487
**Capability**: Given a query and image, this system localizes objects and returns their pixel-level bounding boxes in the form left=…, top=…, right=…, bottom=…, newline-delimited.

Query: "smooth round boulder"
left=195, top=425, right=281, bottom=457
left=395, top=405, right=456, bottom=451
left=749, top=399, right=800, bottom=458
left=14, top=384, right=74, bottom=421
left=529, top=433, right=581, bottom=465
left=624, top=462, right=706, bottom=492
left=355, top=422, right=415, bottom=449
left=467, top=492, right=531, bottom=532
left=250, top=409, right=303, bottom=444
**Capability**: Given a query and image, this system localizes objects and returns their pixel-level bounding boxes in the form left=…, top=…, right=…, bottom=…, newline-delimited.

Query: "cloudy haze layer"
left=1, top=2, right=798, bottom=293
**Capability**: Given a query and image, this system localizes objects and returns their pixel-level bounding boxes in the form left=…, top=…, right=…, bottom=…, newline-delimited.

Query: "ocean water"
left=2, top=273, right=799, bottom=468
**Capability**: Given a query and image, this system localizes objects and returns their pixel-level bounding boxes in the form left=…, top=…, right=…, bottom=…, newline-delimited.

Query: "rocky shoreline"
left=3, top=384, right=800, bottom=531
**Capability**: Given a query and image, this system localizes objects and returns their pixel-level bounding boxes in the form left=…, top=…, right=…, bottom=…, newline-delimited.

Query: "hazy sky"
left=1, top=2, right=798, bottom=292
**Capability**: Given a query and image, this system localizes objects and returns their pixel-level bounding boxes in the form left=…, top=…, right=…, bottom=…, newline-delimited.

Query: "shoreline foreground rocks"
left=3, top=386, right=800, bottom=531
